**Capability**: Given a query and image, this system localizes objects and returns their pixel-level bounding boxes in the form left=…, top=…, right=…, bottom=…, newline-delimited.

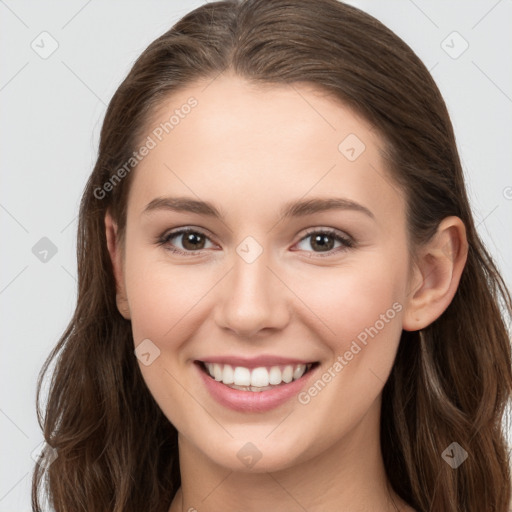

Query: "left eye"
left=295, top=229, right=353, bottom=255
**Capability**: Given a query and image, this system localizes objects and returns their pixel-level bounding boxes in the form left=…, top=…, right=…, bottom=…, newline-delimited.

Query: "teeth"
left=213, top=363, right=223, bottom=381
left=269, top=366, right=282, bottom=385
left=203, top=362, right=312, bottom=390
left=282, top=365, right=293, bottom=383
left=233, top=366, right=251, bottom=386
left=293, top=364, right=306, bottom=380
left=251, top=367, right=269, bottom=387
left=222, top=364, right=234, bottom=384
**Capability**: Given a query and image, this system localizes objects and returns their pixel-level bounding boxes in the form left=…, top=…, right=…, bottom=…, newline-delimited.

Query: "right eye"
left=157, top=227, right=216, bottom=256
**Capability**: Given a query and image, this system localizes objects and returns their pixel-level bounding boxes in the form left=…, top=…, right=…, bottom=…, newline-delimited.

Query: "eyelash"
left=156, top=227, right=355, bottom=258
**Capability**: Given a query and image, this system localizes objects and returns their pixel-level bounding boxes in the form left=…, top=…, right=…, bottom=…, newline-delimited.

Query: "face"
left=109, top=73, right=415, bottom=472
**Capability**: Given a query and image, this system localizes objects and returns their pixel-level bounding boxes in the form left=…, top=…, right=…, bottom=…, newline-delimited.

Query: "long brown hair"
left=32, top=1, right=512, bottom=510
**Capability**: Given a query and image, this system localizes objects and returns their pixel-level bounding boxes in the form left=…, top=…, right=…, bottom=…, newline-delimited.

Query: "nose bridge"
left=215, top=238, right=288, bottom=336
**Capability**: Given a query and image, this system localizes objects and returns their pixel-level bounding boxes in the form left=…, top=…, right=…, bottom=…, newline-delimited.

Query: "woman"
left=32, top=0, right=512, bottom=511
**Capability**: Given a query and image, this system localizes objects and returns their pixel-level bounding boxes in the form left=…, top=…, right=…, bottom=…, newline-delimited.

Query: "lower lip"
left=195, top=362, right=319, bottom=413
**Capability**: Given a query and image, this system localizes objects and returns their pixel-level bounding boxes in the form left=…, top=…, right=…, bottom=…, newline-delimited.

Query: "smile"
left=199, top=361, right=316, bottom=391
left=195, top=359, right=320, bottom=412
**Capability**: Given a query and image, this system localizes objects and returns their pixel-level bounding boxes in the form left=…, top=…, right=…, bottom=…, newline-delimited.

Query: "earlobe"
left=115, top=293, right=131, bottom=320
left=105, top=211, right=131, bottom=320
left=402, top=216, right=468, bottom=332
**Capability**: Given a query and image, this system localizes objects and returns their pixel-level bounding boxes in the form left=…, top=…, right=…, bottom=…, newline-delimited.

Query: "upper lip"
left=197, top=355, right=317, bottom=369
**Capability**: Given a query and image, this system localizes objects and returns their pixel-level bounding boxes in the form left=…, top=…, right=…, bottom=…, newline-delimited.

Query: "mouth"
left=195, top=360, right=320, bottom=392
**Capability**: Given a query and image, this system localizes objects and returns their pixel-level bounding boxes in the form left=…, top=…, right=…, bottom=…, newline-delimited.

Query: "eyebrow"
left=142, top=196, right=375, bottom=220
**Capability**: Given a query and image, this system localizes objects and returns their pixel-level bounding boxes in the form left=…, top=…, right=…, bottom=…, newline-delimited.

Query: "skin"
left=105, top=73, right=468, bottom=512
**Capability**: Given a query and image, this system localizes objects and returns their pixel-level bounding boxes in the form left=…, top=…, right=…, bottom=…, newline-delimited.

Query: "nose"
left=214, top=246, right=290, bottom=338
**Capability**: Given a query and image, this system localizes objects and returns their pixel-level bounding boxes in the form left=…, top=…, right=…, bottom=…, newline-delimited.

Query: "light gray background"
left=1, top=1, right=511, bottom=510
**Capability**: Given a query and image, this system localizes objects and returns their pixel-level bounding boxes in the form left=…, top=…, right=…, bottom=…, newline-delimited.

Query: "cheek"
left=290, top=266, right=405, bottom=441
left=124, top=243, right=220, bottom=357
left=123, top=250, right=211, bottom=428
left=291, top=258, right=405, bottom=344
left=127, top=267, right=198, bottom=343
left=292, top=256, right=406, bottom=411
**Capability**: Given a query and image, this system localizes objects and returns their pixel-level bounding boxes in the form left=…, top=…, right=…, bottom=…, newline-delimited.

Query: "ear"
left=105, top=210, right=131, bottom=320
left=402, top=216, right=468, bottom=331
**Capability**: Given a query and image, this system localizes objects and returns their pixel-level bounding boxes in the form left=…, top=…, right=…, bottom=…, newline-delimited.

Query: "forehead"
left=144, top=74, right=376, bottom=161
left=127, top=73, right=404, bottom=229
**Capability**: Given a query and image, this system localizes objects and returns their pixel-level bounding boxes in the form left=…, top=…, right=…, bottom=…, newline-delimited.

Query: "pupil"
left=312, top=234, right=333, bottom=252
left=183, top=232, right=204, bottom=250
